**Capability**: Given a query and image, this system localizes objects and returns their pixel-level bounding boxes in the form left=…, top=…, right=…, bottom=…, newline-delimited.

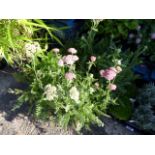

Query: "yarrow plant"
left=3, top=19, right=151, bottom=134
left=11, top=47, right=119, bottom=132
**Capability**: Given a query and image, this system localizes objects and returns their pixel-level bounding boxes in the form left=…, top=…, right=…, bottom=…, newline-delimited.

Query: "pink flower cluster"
left=63, top=55, right=79, bottom=65
left=65, top=72, right=76, bottom=80
left=58, top=48, right=79, bottom=67
left=100, top=66, right=122, bottom=81
left=100, top=66, right=122, bottom=91
left=58, top=55, right=79, bottom=66
left=100, top=67, right=117, bottom=81
left=57, top=48, right=78, bottom=82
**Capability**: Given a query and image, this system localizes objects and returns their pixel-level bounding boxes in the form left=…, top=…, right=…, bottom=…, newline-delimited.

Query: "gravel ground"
left=0, top=68, right=141, bottom=135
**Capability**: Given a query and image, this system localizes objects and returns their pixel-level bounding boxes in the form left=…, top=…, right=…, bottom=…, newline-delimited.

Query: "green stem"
left=88, top=62, right=93, bottom=73
left=32, top=56, right=38, bottom=80
left=104, top=89, right=110, bottom=109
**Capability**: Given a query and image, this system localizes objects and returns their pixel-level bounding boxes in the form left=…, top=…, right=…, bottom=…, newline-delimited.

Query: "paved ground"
left=0, top=68, right=140, bottom=135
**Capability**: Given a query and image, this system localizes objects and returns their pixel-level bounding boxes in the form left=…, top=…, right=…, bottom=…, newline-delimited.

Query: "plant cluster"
left=1, top=19, right=154, bottom=133
left=10, top=44, right=124, bottom=131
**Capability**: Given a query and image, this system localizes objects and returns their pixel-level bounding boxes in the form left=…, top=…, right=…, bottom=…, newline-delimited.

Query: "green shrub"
left=132, top=83, right=155, bottom=132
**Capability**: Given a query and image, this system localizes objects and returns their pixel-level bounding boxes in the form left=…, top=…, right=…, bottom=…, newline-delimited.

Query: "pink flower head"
left=108, top=83, right=117, bottom=91
left=52, top=48, right=60, bottom=53
left=65, top=72, right=76, bottom=80
left=58, top=59, right=64, bottom=67
left=72, top=55, right=79, bottom=61
left=63, top=55, right=79, bottom=65
left=63, top=55, right=74, bottom=65
left=68, top=48, right=77, bottom=54
left=90, top=56, right=96, bottom=62
left=100, top=67, right=117, bottom=81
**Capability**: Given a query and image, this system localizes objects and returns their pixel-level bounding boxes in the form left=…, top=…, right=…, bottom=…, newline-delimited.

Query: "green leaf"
left=109, top=96, right=132, bottom=121
left=59, top=113, right=70, bottom=129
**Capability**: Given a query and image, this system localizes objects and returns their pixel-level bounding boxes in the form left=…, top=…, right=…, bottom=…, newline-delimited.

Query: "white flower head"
left=44, top=84, right=58, bottom=101
left=24, top=41, right=41, bottom=59
left=69, top=86, right=80, bottom=103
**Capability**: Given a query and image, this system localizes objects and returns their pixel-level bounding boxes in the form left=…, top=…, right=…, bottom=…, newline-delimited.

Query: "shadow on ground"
left=0, top=67, right=74, bottom=135
left=0, top=68, right=27, bottom=121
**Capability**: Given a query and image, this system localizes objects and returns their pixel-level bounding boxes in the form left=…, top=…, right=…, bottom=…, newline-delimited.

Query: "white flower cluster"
left=44, top=84, right=58, bottom=101
left=43, top=84, right=81, bottom=103
left=24, top=42, right=41, bottom=59
left=69, top=87, right=80, bottom=103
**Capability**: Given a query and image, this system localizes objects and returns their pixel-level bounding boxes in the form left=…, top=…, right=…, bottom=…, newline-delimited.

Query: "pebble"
left=126, top=125, right=134, bottom=132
